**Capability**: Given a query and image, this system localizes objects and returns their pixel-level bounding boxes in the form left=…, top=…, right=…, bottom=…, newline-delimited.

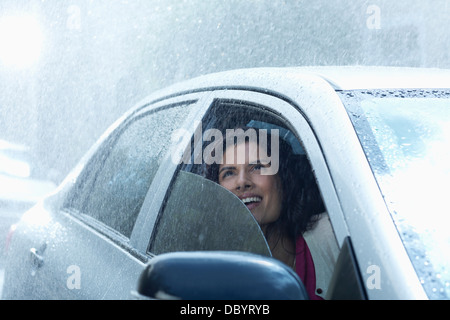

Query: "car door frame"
left=133, top=88, right=349, bottom=298
left=136, top=88, right=349, bottom=267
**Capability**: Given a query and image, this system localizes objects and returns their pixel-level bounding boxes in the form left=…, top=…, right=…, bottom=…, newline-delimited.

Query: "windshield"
left=342, top=90, right=450, bottom=299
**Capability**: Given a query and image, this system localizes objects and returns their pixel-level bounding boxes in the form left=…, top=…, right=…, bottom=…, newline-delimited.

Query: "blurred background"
left=0, top=0, right=449, bottom=186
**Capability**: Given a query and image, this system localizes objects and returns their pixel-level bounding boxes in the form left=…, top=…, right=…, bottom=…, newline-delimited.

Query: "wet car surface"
left=2, top=66, right=450, bottom=300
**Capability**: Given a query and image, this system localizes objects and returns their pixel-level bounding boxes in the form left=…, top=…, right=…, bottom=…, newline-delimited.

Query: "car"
left=2, top=66, right=450, bottom=300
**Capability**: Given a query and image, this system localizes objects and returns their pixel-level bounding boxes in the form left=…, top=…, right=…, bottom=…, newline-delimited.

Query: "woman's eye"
left=221, top=170, right=234, bottom=179
left=252, top=163, right=264, bottom=171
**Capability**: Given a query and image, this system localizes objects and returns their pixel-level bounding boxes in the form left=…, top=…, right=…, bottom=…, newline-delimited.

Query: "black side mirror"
left=135, top=251, right=309, bottom=300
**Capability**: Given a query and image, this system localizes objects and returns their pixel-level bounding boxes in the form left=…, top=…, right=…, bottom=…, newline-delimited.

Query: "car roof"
left=295, top=66, right=450, bottom=90
left=158, top=66, right=450, bottom=95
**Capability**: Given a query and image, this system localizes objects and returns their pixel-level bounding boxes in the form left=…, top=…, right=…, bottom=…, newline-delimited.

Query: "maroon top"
left=295, top=236, right=323, bottom=300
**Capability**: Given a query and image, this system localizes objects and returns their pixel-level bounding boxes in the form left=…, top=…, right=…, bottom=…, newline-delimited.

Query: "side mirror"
left=135, top=251, right=309, bottom=300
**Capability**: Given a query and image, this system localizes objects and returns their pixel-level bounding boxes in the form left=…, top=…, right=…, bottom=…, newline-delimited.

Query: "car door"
left=140, top=89, right=367, bottom=299
left=10, top=93, right=214, bottom=299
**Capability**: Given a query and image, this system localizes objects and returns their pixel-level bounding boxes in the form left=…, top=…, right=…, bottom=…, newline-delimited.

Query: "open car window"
left=146, top=95, right=346, bottom=299
left=148, top=99, right=295, bottom=256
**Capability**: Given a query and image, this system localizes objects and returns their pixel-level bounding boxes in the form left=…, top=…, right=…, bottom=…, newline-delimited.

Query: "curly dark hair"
left=203, top=127, right=324, bottom=245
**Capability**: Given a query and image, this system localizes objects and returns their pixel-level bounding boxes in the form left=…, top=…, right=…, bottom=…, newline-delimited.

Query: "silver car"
left=2, top=66, right=450, bottom=300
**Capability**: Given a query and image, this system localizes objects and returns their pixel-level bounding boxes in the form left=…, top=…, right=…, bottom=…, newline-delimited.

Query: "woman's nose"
left=235, top=170, right=252, bottom=190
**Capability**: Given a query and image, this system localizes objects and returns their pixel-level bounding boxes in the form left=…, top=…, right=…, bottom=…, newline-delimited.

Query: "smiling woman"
left=204, top=124, right=325, bottom=299
left=0, top=13, right=44, bottom=69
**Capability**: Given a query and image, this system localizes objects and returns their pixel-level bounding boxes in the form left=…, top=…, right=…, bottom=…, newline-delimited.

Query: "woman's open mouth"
left=241, top=196, right=262, bottom=210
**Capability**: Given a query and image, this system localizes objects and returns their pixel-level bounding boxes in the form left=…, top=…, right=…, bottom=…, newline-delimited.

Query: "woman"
left=205, top=126, right=324, bottom=299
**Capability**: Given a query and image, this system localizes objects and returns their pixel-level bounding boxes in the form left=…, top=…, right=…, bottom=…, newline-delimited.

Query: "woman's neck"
left=266, top=231, right=296, bottom=270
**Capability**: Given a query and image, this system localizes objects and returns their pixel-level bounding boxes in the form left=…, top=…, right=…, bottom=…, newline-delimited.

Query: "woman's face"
left=218, top=141, right=283, bottom=228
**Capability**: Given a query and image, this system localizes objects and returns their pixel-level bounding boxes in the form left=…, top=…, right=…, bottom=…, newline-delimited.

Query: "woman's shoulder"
left=302, top=212, right=340, bottom=299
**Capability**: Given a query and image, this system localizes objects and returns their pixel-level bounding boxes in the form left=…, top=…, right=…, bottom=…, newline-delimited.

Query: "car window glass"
left=150, top=171, right=271, bottom=256
left=65, top=104, right=189, bottom=237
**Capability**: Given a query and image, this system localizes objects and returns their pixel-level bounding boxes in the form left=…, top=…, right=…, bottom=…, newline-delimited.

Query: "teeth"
left=242, top=197, right=262, bottom=204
